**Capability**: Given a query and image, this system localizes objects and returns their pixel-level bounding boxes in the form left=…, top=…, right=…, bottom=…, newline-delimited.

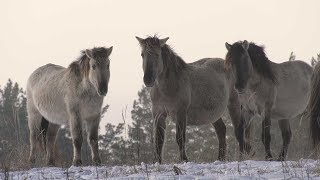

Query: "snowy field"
left=3, top=159, right=320, bottom=180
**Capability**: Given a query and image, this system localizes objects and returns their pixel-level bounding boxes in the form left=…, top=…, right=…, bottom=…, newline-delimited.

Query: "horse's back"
left=276, top=60, right=312, bottom=92
left=27, top=63, right=65, bottom=89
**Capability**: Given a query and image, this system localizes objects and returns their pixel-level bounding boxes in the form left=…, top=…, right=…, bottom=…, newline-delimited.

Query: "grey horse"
left=225, top=40, right=312, bottom=160
left=136, top=35, right=243, bottom=163
left=307, top=62, right=320, bottom=156
left=27, top=46, right=113, bottom=166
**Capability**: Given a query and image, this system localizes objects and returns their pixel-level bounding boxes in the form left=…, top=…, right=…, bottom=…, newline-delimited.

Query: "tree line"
left=0, top=53, right=319, bottom=168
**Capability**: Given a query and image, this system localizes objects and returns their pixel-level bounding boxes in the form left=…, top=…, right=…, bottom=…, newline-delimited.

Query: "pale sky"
left=1, top=0, right=319, bottom=129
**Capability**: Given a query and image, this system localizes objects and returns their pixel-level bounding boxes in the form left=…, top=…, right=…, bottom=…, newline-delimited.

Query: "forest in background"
left=0, top=53, right=319, bottom=170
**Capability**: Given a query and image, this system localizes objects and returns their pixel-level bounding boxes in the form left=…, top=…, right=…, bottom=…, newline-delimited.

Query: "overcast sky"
left=1, top=0, right=319, bottom=129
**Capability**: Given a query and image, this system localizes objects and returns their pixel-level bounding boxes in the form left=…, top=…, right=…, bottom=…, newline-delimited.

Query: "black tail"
left=40, top=117, right=49, bottom=151
left=308, top=63, right=320, bottom=148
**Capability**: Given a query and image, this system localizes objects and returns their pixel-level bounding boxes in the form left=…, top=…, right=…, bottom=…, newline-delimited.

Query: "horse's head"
left=136, top=36, right=169, bottom=87
left=85, top=47, right=113, bottom=96
left=225, top=40, right=253, bottom=93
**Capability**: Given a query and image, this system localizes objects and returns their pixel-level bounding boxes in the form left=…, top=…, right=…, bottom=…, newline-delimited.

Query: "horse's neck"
left=78, top=78, right=96, bottom=95
left=246, top=69, right=265, bottom=93
left=156, top=54, right=184, bottom=95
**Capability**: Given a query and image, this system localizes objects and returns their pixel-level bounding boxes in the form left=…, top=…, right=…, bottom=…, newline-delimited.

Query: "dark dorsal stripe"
left=225, top=41, right=277, bottom=84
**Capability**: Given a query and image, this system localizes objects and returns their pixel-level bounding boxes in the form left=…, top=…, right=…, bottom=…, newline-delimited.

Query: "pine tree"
left=128, top=86, right=154, bottom=163
left=288, top=52, right=296, bottom=61
left=311, top=53, right=320, bottom=68
left=0, top=79, right=29, bottom=166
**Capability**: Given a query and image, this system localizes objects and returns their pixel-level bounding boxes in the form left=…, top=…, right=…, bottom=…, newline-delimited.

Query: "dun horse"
left=136, top=35, right=243, bottom=163
left=308, top=62, right=320, bottom=155
left=225, top=40, right=312, bottom=160
left=27, top=46, right=113, bottom=166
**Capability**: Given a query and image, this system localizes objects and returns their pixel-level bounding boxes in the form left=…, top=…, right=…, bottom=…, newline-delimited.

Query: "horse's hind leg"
left=261, top=115, right=273, bottom=160
left=46, top=122, right=60, bottom=166
left=213, top=118, right=226, bottom=161
left=277, top=119, right=292, bottom=161
left=27, top=107, right=44, bottom=164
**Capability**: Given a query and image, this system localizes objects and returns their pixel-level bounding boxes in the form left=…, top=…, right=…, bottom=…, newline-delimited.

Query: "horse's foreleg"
left=213, top=118, right=226, bottom=161
left=244, top=120, right=253, bottom=155
left=227, top=89, right=247, bottom=159
left=86, top=117, right=101, bottom=165
left=277, top=119, right=292, bottom=161
left=46, top=123, right=60, bottom=166
left=261, top=112, right=272, bottom=160
left=154, top=112, right=167, bottom=164
left=69, top=109, right=83, bottom=166
left=176, top=109, right=188, bottom=162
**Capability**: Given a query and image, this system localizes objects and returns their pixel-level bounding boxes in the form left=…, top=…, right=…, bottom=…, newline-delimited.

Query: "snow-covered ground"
left=3, top=160, right=320, bottom=179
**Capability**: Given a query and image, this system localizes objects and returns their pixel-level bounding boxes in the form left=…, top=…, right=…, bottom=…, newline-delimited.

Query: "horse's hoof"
left=29, top=157, right=35, bottom=164
left=72, top=159, right=82, bottom=166
left=46, top=161, right=56, bottom=167
left=181, top=157, right=189, bottom=163
left=277, top=156, right=285, bottom=161
left=217, top=155, right=226, bottom=161
left=265, top=155, right=273, bottom=161
left=93, top=157, right=101, bottom=166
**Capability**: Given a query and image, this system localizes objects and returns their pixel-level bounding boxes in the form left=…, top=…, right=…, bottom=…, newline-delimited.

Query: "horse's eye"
left=141, top=53, right=143, bottom=57
left=107, top=64, right=110, bottom=69
left=92, top=64, right=96, bottom=70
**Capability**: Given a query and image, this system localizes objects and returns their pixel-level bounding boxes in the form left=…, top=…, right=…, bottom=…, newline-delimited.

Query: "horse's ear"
left=225, top=42, right=232, bottom=51
left=242, top=40, right=249, bottom=50
left=135, top=36, right=145, bottom=45
left=160, top=37, right=169, bottom=47
left=107, top=46, right=113, bottom=57
left=85, top=49, right=93, bottom=59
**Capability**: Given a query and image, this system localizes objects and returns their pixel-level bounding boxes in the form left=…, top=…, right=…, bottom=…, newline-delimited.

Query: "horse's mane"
left=226, top=41, right=277, bottom=84
left=68, top=47, right=109, bottom=78
left=143, top=35, right=187, bottom=74
left=247, top=42, right=277, bottom=84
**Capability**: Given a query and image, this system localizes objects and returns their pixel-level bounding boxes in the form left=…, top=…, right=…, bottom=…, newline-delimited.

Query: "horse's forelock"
left=225, top=42, right=244, bottom=70
left=143, top=35, right=162, bottom=53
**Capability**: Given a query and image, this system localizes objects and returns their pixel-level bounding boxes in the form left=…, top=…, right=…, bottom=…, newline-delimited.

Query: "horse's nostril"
left=143, top=75, right=154, bottom=85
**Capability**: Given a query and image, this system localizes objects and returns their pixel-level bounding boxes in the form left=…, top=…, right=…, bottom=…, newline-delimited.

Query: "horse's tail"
left=308, top=63, right=320, bottom=148
left=40, top=117, right=49, bottom=151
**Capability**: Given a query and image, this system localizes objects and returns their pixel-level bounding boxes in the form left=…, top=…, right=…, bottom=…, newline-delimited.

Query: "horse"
left=308, top=62, right=320, bottom=156
left=135, top=35, right=243, bottom=163
left=225, top=40, right=312, bottom=160
left=27, top=46, right=113, bottom=166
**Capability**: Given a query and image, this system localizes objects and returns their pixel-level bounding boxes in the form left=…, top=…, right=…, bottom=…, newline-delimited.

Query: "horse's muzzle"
left=98, top=86, right=108, bottom=96
left=143, top=75, right=155, bottom=87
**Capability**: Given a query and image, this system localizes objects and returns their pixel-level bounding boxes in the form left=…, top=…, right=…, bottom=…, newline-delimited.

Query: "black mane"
left=247, top=42, right=277, bottom=84
left=226, top=41, right=277, bottom=84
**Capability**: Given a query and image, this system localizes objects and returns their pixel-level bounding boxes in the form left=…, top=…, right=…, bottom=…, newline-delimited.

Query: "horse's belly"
left=272, top=96, right=309, bottom=120
left=40, top=108, right=69, bottom=125
left=186, top=109, right=224, bottom=126
left=33, top=91, right=69, bottom=125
